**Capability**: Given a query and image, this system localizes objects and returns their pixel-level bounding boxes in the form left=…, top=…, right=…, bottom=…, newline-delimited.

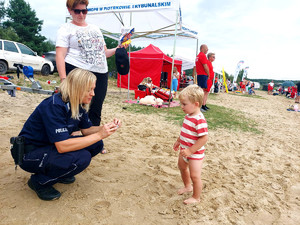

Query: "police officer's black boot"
left=58, top=176, right=76, bottom=184
left=28, top=178, right=61, bottom=201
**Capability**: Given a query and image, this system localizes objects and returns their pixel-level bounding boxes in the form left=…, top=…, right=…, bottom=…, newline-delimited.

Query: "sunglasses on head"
left=73, top=9, right=88, bottom=14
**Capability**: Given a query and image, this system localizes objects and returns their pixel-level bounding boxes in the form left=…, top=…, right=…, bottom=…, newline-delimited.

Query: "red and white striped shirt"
left=180, top=113, right=208, bottom=160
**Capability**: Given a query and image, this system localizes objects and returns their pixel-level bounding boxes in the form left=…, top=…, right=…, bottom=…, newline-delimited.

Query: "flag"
left=233, top=60, right=244, bottom=83
left=242, top=66, right=249, bottom=80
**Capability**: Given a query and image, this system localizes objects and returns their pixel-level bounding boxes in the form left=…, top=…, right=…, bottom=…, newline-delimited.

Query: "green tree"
left=104, top=36, right=118, bottom=77
left=223, top=70, right=234, bottom=82
left=0, top=0, right=20, bottom=41
left=185, top=68, right=193, bottom=76
left=236, top=69, right=244, bottom=83
left=3, top=0, right=46, bottom=54
left=0, top=26, right=20, bottom=40
left=41, top=39, right=55, bottom=53
left=0, top=1, right=5, bottom=21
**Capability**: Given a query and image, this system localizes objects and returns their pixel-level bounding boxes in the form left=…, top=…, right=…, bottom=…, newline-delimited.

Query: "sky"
left=12, top=0, right=300, bottom=80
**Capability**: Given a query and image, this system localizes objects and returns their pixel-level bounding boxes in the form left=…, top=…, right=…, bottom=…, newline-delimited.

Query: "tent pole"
left=196, top=38, right=199, bottom=56
left=168, top=9, right=179, bottom=108
left=127, top=12, right=132, bottom=100
left=119, top=73, right=121, bottom=94
left=193, top=39, right=199, bottom=84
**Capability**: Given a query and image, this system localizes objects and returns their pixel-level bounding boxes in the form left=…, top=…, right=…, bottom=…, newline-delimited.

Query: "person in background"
left=146, top=77, right=160, bottom=92
left=195, top=44, right=210, bottom=112
left=206, top=52, right=215, bottom=109
left=249, top=81, right=256, bottom=95
left=173, top=84, right=208, bottom=205
left=239, top=80, right=242, bottom=92
left=138, top=77, right=150, bottom=91
left=295, top=82, right=300, bottom=103
left=241, top=79, right=246, bottom=94
left=245, top=80, right=250, bottom=93
left=268, top=80, right=274, bottom=95
left=171, top=67, right=180, bottom=98
left=285, top=86, right=292, bottom=97
left=15, top=68, right=121, bottom=201
left=278, top=85, right=283, bottom=95
left=138, top=77, right=159, bottom=94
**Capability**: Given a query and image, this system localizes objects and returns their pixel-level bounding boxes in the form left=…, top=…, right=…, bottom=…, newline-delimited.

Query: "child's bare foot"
left=183, top=197, right=200, bottom=205
left=177, top=186, right=193, bottom=195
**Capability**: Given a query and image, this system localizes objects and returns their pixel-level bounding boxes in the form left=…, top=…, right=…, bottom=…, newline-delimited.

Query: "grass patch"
left=124, top=102, right=261, bottom=134
left=4, top=74, right=261, bottom=134
left=6, top=73, right=60, bottom=90
left=228, top=93, right=264, bottom=99
left=204, top=104, right=261, bottom=133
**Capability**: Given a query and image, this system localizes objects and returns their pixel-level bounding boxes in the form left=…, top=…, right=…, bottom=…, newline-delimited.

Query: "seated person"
left=138, top=78, right=148, bottom=91
left=138, top=77, right=159, bottom=93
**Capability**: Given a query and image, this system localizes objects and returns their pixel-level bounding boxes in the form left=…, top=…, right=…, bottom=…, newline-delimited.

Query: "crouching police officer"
left=11, top=68, right=121, bottom=201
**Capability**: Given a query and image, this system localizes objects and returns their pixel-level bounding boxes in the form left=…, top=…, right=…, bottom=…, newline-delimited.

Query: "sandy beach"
left=0, top=85, right=299, bottom=225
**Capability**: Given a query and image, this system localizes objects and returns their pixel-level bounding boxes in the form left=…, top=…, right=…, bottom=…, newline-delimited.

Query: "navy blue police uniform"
left=19, top=93, right=103, bottom=186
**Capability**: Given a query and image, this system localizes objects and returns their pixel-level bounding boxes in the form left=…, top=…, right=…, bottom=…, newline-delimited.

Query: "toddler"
left=173, top=84, right=208, bottom=204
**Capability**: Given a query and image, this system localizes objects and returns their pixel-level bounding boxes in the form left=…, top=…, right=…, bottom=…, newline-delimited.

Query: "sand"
left=0, top=86, right=299, bottom=225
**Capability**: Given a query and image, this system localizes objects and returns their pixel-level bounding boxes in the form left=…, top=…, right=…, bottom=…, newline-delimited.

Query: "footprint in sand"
left=93, top=200, right=112, bottom=217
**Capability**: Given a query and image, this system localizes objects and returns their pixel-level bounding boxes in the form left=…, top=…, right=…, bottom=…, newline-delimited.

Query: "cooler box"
left=154, top=89, right=173, bottom=102
left=134, top=90, right=146, bottom=99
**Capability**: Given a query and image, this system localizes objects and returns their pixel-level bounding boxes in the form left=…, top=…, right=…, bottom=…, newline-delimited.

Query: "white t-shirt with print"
left=56, top=22, right=108, bottom=73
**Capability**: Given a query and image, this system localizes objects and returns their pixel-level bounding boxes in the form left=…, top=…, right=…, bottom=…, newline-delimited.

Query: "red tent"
left=117, top=44, right=182, bottom=90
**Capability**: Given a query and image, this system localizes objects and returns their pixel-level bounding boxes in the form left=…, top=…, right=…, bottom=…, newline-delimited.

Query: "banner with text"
left=88, top=0, right=179, bottom=14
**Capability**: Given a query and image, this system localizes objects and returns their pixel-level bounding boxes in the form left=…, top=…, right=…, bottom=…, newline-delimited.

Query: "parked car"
left=42, top=51, right=57, bottom=73
left=0, top=39, right=54, bottom=75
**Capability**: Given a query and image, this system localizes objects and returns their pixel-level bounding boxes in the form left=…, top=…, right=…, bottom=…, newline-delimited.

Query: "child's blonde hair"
left=179, top=84, right=204, bottom=106
left=59, top=68, right=96, bottom=119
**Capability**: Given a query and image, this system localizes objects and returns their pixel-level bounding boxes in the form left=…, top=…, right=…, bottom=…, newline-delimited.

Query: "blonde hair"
left=66, top=0, right=89, bottom=9
left=140, top=77, right=152, bottom=85
left=173, top=67, right=178, bottom=73
left=59, top=68, right=96, bottom=119
left=179, top=84, right=204, bottom=105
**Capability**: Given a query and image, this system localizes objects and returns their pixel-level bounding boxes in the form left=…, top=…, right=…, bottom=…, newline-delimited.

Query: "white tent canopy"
left=66, top=0, right=199, bottom=101
left=174, top=55, right=195, bottom=71
left=66, top=0, right=198, bottom=41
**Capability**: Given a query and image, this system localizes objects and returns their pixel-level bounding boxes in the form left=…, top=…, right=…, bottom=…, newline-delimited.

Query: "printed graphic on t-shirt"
left=76, top=28, right=105, bottom=67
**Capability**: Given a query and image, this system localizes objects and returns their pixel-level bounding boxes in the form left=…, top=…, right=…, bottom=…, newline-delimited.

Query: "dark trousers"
left=20, top=140, right=103, bottom=186
left=65, top=63, right=108, bottom=126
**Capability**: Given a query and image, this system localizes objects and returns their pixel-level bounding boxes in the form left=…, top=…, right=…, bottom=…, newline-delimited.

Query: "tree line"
left=0, top=0, right=54, bottom=55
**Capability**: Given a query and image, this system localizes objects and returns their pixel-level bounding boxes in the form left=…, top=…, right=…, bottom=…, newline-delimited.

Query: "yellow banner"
left=222, top=68, right=228, bottom=93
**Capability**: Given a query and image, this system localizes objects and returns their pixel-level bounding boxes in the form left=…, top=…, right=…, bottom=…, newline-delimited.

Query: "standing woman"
left=206, top=52, right=215, bottom=110
left=295, top=81, right=300, bottom=103
left=16, top=68, right=121, bottom=200
left=56, top=0, right=120, bottom=127
left=172, top=67, right=180, bottom=98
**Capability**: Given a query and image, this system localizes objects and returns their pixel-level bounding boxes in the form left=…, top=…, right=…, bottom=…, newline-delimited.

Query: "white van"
left=0, top=39, right=54, bottom=75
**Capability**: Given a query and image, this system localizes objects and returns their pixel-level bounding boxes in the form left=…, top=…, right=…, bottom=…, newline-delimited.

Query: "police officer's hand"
left=99, top=122, right=119, bottom=139
left=113, top=118, right=122, bottom=128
